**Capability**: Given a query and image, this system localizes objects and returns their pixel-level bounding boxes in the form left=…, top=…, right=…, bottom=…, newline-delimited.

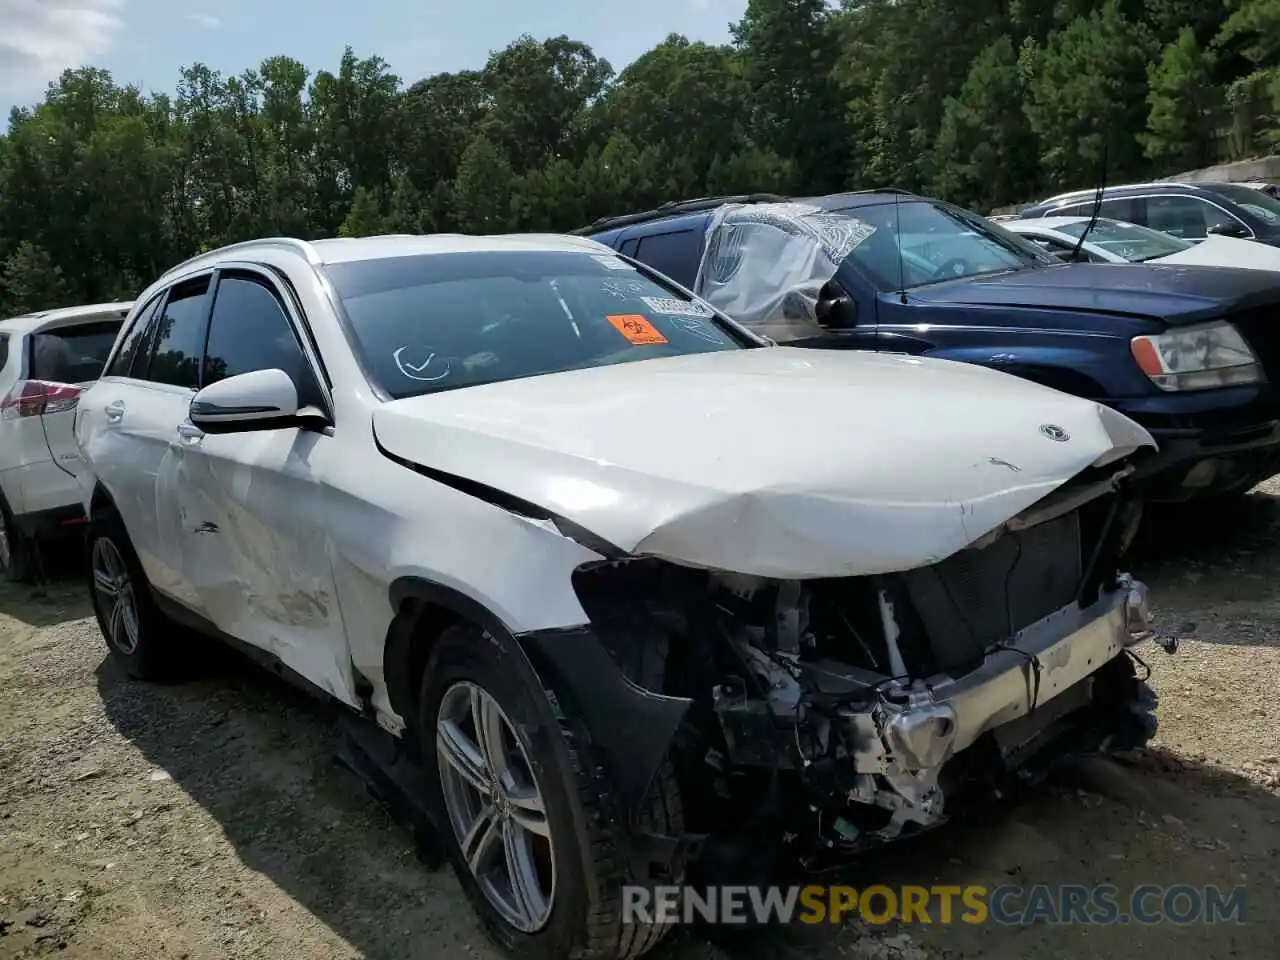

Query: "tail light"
left=0, top=380, right=84, bottom=420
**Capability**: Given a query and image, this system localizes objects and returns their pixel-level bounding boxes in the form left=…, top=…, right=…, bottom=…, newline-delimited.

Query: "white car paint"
left=0, top=303, right=132, bottom=532
left=75, top=233, right=1156, bottom=734
left=1006, top=216, right=1280, bottom=271
left=375, top=347, right=1151, bottom=579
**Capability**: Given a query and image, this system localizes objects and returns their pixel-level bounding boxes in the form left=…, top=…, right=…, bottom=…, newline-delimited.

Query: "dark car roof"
left=1021, top=181, right=1253, bottom=218
left=577, top=188, right=924, bottom=242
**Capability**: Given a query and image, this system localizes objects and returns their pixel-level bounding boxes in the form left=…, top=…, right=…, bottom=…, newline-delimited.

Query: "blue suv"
left=579, top=191, right=1280, bottom=502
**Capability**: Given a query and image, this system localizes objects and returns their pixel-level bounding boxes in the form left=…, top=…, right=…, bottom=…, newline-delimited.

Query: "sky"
left=0, top=0, right=748, bottom=119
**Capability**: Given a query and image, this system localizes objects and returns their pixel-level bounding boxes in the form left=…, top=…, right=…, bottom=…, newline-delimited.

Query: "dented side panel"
left=166, top=249, right=600, bottom=724
left=174, top=428, right=358, bottom=706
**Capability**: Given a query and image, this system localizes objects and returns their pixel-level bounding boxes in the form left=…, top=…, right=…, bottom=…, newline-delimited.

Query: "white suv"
left=75, top=234, right=1172, bottom=959
left=0, top=302, right=132, bottom=580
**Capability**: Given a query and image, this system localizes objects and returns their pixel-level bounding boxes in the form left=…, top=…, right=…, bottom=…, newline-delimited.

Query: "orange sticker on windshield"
left=607, top=314, right=668, bottom=345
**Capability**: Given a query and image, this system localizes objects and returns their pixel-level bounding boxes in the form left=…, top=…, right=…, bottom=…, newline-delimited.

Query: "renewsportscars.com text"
left=622, top=884, right=1246, bottom=926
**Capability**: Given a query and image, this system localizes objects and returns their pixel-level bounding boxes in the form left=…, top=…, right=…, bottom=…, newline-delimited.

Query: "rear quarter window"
left=30, top=321, right=125, bottom=384
left=632, top=229, right=705, bottom=287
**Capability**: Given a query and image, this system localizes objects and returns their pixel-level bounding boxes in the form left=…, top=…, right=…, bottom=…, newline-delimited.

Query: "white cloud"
left=0, top=0, right=125, bottom=101
left=184, top=12, right=218, bottom=29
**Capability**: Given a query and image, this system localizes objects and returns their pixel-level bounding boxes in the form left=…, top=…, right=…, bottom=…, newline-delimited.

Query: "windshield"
left=324, top=250, right=750, bottom=399
left=1209, top=183, right=1280, bottom=224
left=1054, top=218, right=1192, bottom=261
left=831, top=201, right=1053, bottom=291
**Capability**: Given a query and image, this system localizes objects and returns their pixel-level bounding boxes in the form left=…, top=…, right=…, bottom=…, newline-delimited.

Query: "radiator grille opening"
left=900, top=512, right=1084, bottom=677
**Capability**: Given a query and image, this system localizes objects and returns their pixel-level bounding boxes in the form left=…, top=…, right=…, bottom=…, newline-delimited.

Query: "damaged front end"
left=519, top=462, right=1174, bottom=879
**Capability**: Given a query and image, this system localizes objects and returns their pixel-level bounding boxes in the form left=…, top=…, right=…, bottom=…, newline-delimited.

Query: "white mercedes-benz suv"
left=75, top=233, right=1173, bottom=959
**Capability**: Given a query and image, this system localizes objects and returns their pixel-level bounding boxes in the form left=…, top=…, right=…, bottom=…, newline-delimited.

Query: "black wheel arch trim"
left=387, top=576, right=692, bottom=832
left=515, top=624, right=693, bottom=833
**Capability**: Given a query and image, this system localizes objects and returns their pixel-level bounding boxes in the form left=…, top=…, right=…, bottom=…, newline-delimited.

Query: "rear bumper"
left=11, top=502, right=87, bottom=538
left=0, top=458, right=83, bottom=519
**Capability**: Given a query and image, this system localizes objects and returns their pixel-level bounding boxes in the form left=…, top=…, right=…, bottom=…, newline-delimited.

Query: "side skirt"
left=150, top=589, right=447, bottom=869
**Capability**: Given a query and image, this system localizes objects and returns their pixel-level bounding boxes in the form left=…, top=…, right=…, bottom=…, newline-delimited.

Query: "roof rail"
left=157, top=236, right=320, bottom=281
left=1043, top=181, right=1195, bottom=204
left=569, top=193, right=788, bottom=236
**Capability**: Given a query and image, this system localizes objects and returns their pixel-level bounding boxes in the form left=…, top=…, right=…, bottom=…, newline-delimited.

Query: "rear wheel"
left=87, top=508, right=178, bottom=680
left=420, top=623, right=683, bottom=959
left=0, top=497, right=35, bottom=583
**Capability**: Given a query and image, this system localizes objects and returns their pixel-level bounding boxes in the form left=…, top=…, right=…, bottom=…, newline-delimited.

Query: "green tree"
left=1143, top=27, right=1222, bottom=169
left=480, top=35, right=613, bottom=173
left=1024, top=1, right=1158, bottom=186
left=452, top=135, right=514, bottom=232
left=338, top=187, right=389, bottom=237
left=0, top=242, right=72, bottom=315
left=932, top=36, right=1041, bottom=210
left=733, top=0, right=846, bottom=192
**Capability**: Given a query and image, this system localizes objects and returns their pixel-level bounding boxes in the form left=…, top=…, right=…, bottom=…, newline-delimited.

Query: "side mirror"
left=1207, top=221, right=1249, bottom=238
left=815, top=291, right=857, bottom=328
left=189, top=368, right=301, bottom=434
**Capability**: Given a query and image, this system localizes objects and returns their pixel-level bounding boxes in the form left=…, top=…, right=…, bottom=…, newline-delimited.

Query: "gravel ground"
left=2, top=483, right=1279, bottom=960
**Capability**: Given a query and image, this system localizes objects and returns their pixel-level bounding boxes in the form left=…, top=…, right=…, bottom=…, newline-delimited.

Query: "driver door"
left=174, top=268, right=355, bottom=704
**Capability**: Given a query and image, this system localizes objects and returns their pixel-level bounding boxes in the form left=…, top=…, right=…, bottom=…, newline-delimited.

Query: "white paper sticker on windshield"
left=591, top=254, right=633, bottom=270
left=641, top=296, right=713, bottom=318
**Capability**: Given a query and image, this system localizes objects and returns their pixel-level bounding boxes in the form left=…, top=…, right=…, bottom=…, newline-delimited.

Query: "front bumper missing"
left=810, top=575, right=1170, bottom=840
left=846, top=575, right=1162, bottom=776
left=518, top=575, right=1171, bottom=877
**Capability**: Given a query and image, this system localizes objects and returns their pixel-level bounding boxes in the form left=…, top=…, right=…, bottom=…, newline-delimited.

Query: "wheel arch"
left=382, top=576, right=522, bottom=753
left=89, top=481, right=118, bottom=518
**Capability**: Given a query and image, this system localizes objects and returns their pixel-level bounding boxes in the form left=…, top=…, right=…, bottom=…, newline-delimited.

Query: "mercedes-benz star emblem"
left=1040, top=424, right=1070, bottom=442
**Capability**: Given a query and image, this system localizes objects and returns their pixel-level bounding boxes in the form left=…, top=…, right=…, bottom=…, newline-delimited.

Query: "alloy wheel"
left=92, top=537, right=140, bottom=655
left=436, top=680, right=556, bottom=933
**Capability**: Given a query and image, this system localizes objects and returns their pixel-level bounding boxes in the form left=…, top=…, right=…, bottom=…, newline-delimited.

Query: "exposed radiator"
left=900, top=512, right=1083, bottom=676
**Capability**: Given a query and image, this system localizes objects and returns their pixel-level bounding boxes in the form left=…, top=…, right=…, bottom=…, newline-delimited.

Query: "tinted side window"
left=106, top=295, right=163, bottom=378
left=0, top=334, right=8, bottom=373
left=1145, top=196, right=1237, bottom=240
left=142, top=276, right=211, bottom=388
left=618, top=237, right=639, bottom=257
left=203, top=274, right=321, bottom=407
left=1057, top=197, right=1138, bottom=222
left=633, top=229, right=704, bottom=287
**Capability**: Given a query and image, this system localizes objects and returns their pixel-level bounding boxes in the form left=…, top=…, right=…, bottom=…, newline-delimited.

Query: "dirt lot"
left=2, top=486, right=1279, bottom=960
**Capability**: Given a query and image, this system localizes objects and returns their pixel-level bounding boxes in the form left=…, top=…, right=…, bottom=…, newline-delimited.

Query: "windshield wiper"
left=1070, top=146, right=1108, bottom=263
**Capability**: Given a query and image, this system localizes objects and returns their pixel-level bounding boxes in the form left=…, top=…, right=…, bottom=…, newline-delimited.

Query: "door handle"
left=176, top=421, right=204, bottom=444
left=104, top=400, right=125, bottom=423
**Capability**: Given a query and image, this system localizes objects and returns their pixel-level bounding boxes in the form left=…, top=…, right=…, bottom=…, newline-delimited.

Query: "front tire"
left=87, top=509, right=176, bottom=680
left=420, top=623, right=682, bottom=960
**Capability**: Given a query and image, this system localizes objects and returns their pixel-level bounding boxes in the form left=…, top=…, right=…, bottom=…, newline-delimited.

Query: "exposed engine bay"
left=568, top=467, right=1174, bottom=870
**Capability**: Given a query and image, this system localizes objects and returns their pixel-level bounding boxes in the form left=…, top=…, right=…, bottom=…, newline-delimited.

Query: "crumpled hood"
left=372, top=348, right=1155, bottom=579
left=907, top=261, right=1280, bottom=325
left=1155, top=235, right=1280, bottom=272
